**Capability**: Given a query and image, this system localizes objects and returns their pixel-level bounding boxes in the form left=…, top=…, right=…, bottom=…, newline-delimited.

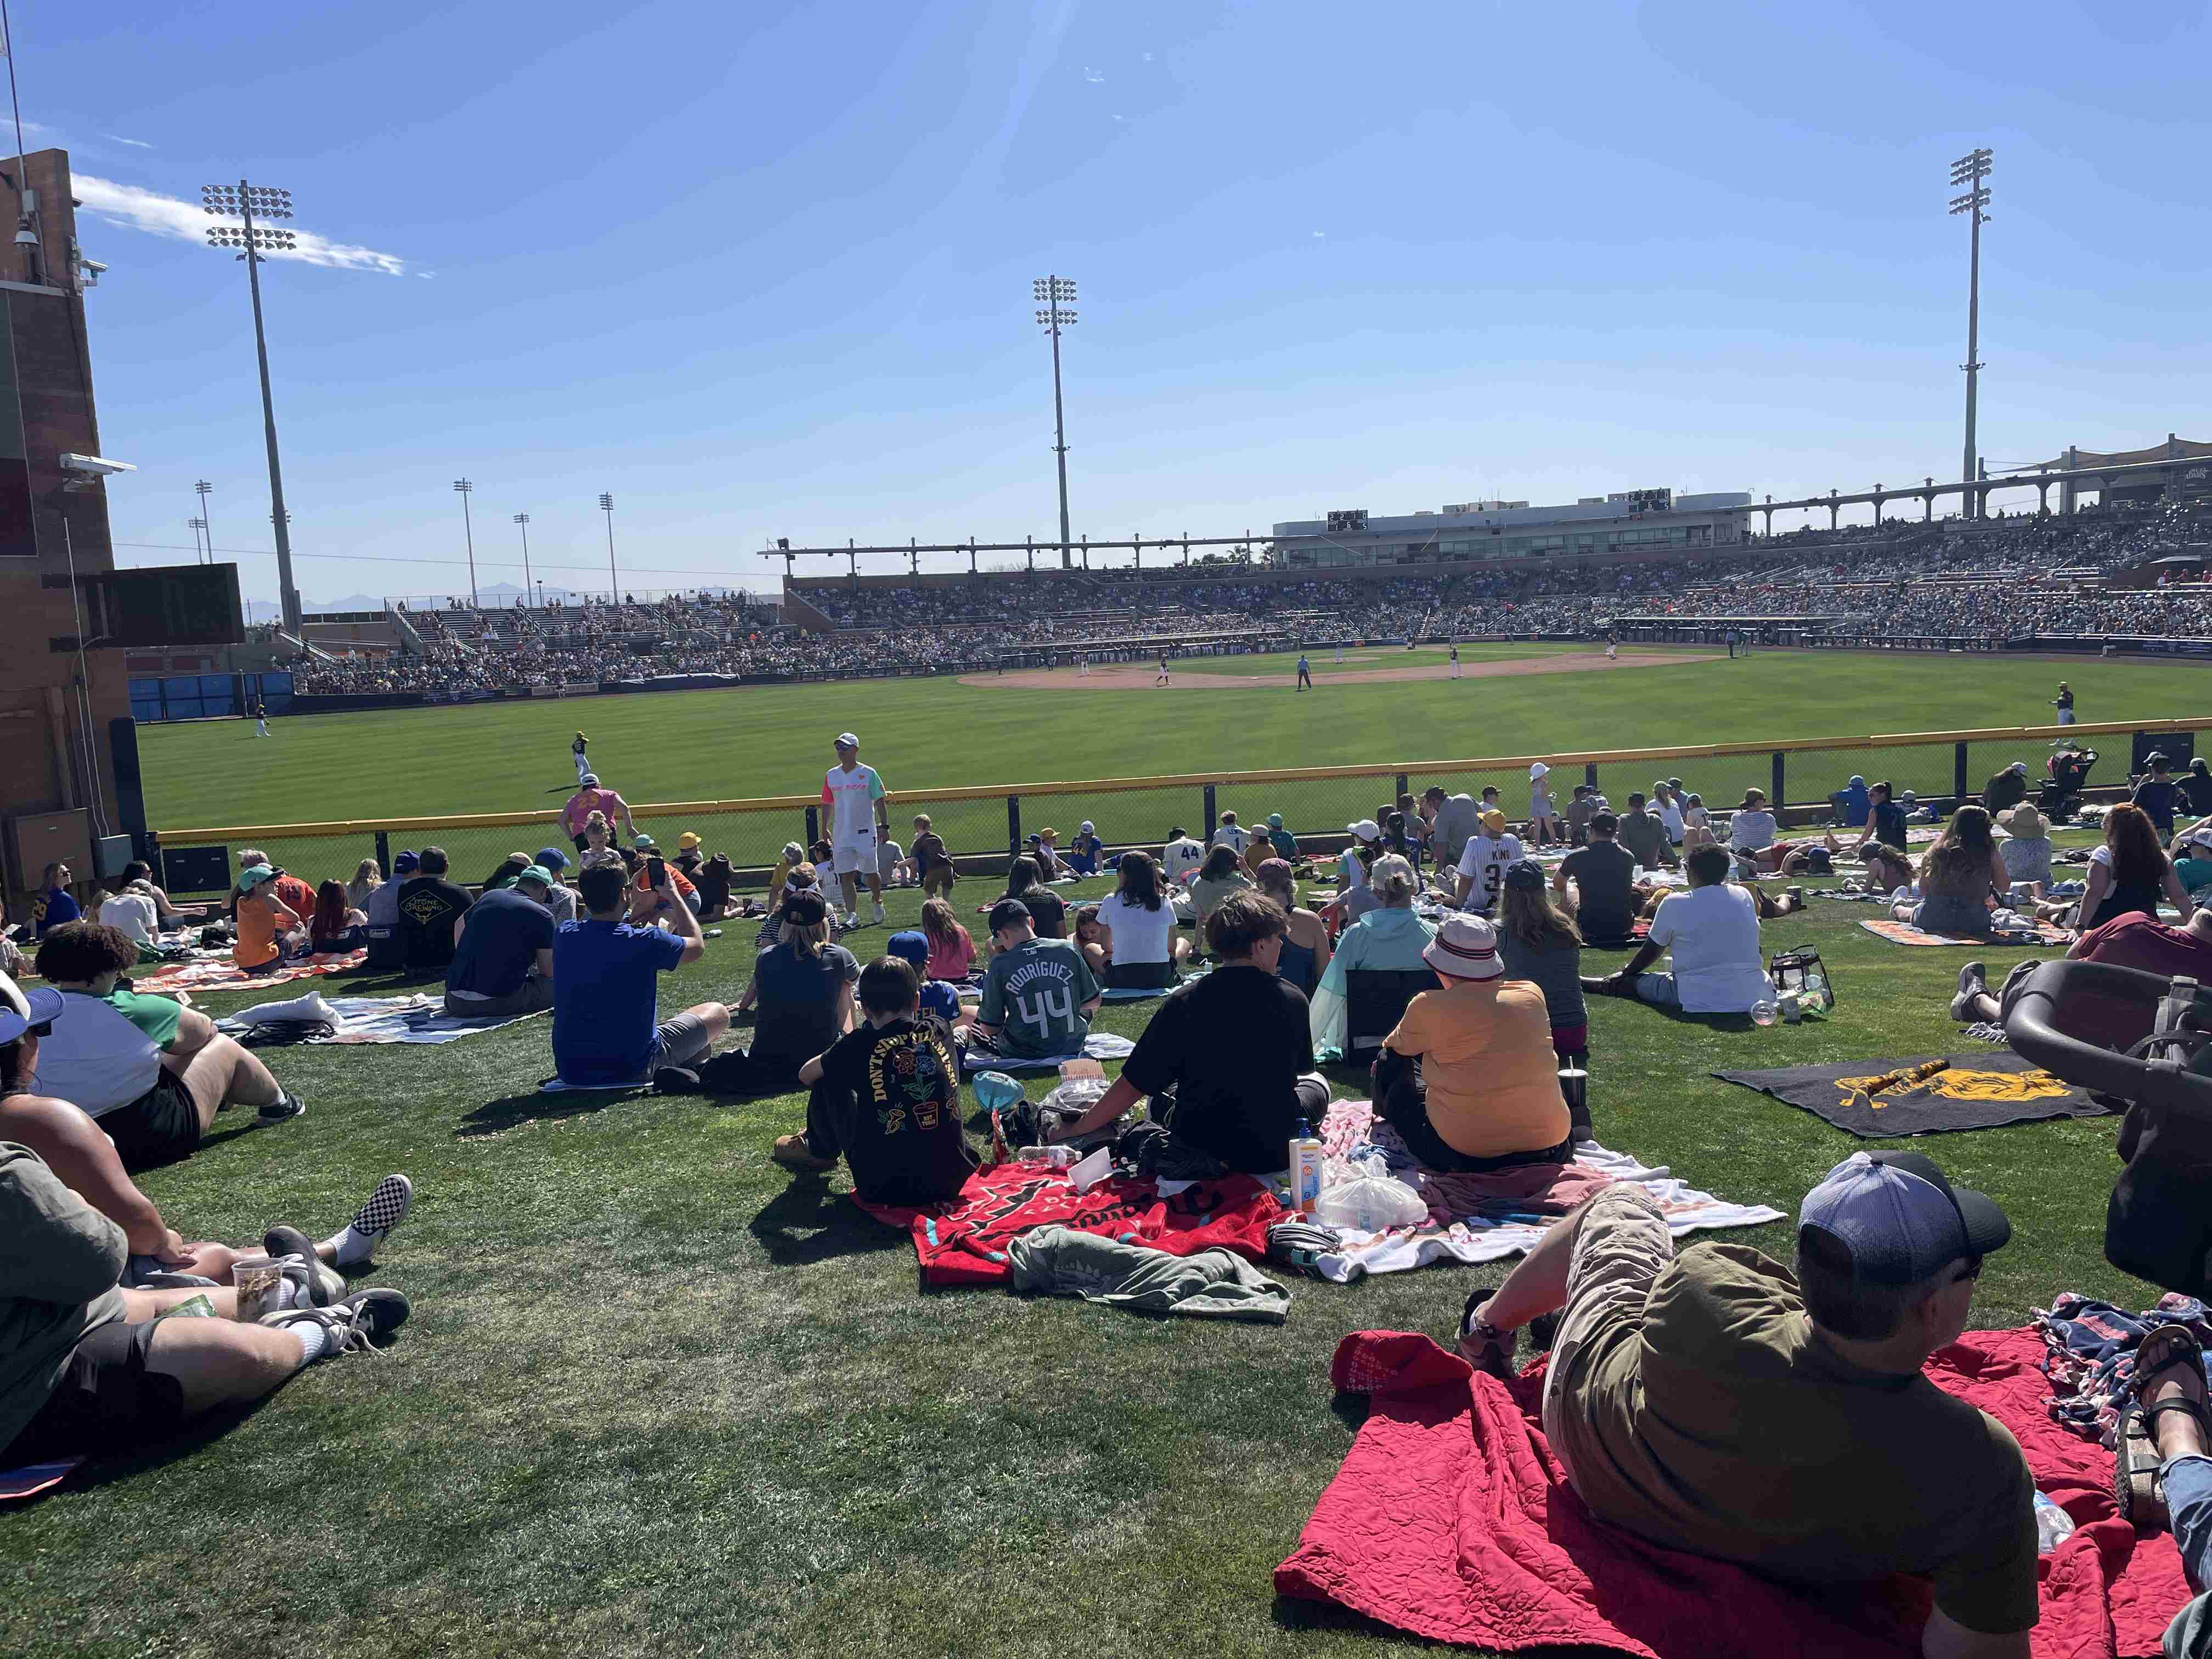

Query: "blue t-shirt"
left=551, top=918, right=686, bottom=1084
left=918, top=979, right=961, bottom=1022
left=37, top=888, right=80, bottom=937
left=447, top=888, right=557, bottom=998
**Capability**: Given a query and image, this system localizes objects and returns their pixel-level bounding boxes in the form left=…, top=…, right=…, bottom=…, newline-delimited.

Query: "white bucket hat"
left=1528, top=762, right=1550, bottom=781
left=1423, top=913, right=1505, bottom=980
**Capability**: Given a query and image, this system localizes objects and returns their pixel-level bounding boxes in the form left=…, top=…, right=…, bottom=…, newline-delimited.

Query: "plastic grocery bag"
left=1313, top=1154, right=1427, bottom=1232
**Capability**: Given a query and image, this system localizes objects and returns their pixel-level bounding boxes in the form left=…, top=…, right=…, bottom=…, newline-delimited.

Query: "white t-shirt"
left=1657, top=799, right=1686, bottom=839
left=99, top=890, right=159, bottom=945
left=1455, top=832, right=1525, bottom=914
left=1163, top=838, right=1205, bottom=884
left=1728, top=809, right=1779, bottom=851
left=1102, top=890, right=1176, bottom=966
left=821, top=763, right=885, bottom=846
left=1211, top=825, right=1251, bottom=855
left=1647, top=883, right=1770, bottom=1013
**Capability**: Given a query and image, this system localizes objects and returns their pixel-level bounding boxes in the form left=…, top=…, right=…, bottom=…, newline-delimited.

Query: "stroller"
left=2038, top=746, right=2099, bottom=820
left=2005, top=958, right=2212, bottom=1299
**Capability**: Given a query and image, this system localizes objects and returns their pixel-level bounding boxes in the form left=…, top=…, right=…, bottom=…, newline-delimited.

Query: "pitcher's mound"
left=963, top=650, right=1720, bottom=692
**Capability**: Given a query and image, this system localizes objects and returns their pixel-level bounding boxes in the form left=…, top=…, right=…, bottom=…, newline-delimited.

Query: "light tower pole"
left=1033, top=275, right=1077, bottom=568
left=599, top=493, right=619, bottom=601
left=188, top=517, right=208, bottom=563
left=513, top=512, right=533, bottom=606
left=452, top=478, right=478, bottom=605
left=201, top=181, right=302, bottom=632
left=1949, top=148, right=1993, bottom=519
left=195, top=479, right=215, bottom=564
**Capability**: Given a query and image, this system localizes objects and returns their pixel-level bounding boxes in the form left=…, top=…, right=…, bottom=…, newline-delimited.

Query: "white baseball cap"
left=1346, top=818, right=1382, bottom=840
left=1423, top=913, right=1505, bottom=980
left=1798, top=1151, right=2010, bottom=1286
left=833, top=732, right=859, bottom=749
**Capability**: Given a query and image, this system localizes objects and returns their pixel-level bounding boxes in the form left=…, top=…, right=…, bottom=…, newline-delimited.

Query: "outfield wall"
left=149, top=716, right=2204, bottom=897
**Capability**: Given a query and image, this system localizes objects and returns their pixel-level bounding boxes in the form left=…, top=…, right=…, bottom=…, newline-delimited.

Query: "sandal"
left=2116, top=1323, right=2212, bottom=1535
left=1457, top=1288, right=1515, bottom=1379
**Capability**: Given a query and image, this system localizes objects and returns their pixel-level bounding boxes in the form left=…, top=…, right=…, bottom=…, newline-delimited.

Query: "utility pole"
left=1033, top=275, right=1077, bottom=568
left=1949, top=148, right=1992, bottom=519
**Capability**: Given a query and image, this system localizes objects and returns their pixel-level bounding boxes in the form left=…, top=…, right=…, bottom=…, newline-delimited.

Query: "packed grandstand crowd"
left=285, top=500, right=2212, bottom=695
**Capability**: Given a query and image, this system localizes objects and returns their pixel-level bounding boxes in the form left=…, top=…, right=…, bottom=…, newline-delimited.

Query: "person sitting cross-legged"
left=969, top=898, right=1100, bottom=1063
left=668, top=890, right=856, bottom=1096
left=1582, top=843, right=1770, bottom=1015
left=551, top=860, right=729, bottom=1087
left=395, top=846, right=472, bottom=973
left=32, top=923, right=304, bottom=1172
left=1048, top=891, right=1327, bottom=1173
left=1373, top=912, right=1572, bottom=1172
left=1555, top=812, right=1638, bottom=945
left=771, top=956, right=977, bottom=1203
left=1457, top=1150, right=2038, bottom=1659
left=444, top=865, right=559, bottom=1019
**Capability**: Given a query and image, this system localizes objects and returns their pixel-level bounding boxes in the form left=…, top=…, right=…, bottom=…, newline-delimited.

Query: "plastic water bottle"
left=1290, top=1119, right=1324, bottom=1215
left=2033, top=1491, right=2076, bottom=1553
left=1803, top=964, right=1833, bottom=1011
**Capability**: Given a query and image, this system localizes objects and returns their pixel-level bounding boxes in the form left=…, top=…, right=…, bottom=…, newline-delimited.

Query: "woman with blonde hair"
left=1256, top=857, right=1331, bottom=996
left=345, top=857, right=382, bottom=912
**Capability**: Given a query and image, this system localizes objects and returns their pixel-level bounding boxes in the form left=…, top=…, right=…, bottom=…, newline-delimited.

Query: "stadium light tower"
left=201, top=180, right=303, bottom=633
left=187, top=516, right=208, bottom=563
left=452, top=478, right=478, bottom=606
left=1033, top=275, right=1077, bottom=568
left=599, top=492, right=619, bottom=601
left=1949, top=148, right=1993, bottom=519
left=195, top=479, right=215, bottom=564
left=513, top=512, right=533, bottom=606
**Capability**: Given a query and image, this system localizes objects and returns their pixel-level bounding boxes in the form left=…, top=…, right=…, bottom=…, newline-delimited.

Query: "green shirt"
left=1555, top=1243, right=2038, bottom=1636
left=2174, top=854, right=2212, bottom=895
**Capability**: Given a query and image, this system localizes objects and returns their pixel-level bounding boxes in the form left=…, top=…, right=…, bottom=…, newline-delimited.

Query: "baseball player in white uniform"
left=821, top=731, right=889, bottom=927
left=1453, top=809, right=1525, bottom=917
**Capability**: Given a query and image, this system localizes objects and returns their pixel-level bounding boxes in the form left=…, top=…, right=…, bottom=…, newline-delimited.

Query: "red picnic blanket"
left=129, top=949, right=366, bottom=994
left=1276, top=1327, right=2188, bottom=1659
left=854, top=1160, right=1286, bottom=1288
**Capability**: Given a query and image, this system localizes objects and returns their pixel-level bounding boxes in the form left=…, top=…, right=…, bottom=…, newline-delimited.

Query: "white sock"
left=288, top=1320, right=332, bottom=1367
left=324, top=1224, right=374, bottom=1268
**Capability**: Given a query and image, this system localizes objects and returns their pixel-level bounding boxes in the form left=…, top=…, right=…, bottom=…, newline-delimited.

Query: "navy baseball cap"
left=393, top=849, right=419, bottom=873
left=0, top=972, right=64, bottom=1045
left=535, top=846, right=569, bottom=872
left=884, top=929, right=930, bottom=968
left=1799, top=1151, right=2011, bottom=1285
left=988, top=898, right=1031, bottom=932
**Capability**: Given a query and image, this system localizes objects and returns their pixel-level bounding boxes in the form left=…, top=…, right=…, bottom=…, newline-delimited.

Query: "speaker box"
left=160, top=844, right=232, bottom=899
left=2133, top=731, right=2197, bottom=774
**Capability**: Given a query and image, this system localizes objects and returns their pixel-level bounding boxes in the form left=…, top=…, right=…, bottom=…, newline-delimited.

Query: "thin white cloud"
left=1112, top=112, right=1127, bottom=123
left=73, top=173, right=409, bottom=275
left=1083, top=66, right=1105, bottom=82
left=100, top=133, right=153, bottom=149
left=1142, top=51, right=1154, bottom=61
left=1312, top=229, right=1326, bottom=239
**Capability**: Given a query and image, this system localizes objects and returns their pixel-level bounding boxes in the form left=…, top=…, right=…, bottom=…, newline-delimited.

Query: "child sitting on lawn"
left=774, top=956, right=975, bottom=1205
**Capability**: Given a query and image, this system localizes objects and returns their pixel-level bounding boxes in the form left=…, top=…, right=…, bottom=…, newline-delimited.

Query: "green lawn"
left=1178, top=644, right=1696, bottom=676
left=0, top=840, right=2172, bottom=1659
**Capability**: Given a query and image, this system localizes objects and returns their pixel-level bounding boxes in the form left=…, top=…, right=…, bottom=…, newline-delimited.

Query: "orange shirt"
left=1385, top=978, right=1567, bottom=1158
left=234, top=893, right=282, bottom=968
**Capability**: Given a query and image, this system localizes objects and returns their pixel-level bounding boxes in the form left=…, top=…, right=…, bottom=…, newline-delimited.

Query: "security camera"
left=60, top=453, right=136, bottom=478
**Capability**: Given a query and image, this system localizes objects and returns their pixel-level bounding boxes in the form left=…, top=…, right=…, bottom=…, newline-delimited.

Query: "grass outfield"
left=0, top=839, right=2172, bottom=1659
left=1178, top=643, right=1695, bottom=676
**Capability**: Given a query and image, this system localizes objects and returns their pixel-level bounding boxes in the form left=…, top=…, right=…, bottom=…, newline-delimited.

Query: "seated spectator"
left=1426, top=786, right=1480, bottom=867
left=344, top=858, right=381, bottom=912
left=1726, top=789, right=1779, bottom=858
left=533, top=847, right=578, bottom=925
left=753, top=864, right=845, bottom=950
left=1556, top=812, right=1638, bottom=944
left=681, top=890, right=856, bottom=1094
left=771, top=957, right=974, bottom=1203
left=695, top=851, right=735, bottom=921
left=98, top=872, right=160, bottom=947
left=1047, top=891, right=1326, bottom=1173
left=0, top=1136, right=411, bottom=1475
left=2118, top=1325, right=2212, bottom=1655
left=1264, top=812, right=1299, bottom=862
left=362, top=849, right=417, bottom=970
left=478, top=851, right=532, bottom=894
left=1854, top=780, right=1910, bottom=855
left=308, top=880, right=366, bottom=953
left=2183, top=758, right=2212, bottom=818
left=1310, top=854, right=1435, bottom=1051
left=396, top=846, right=472, bottom=972
left=1651, top=781, right=1686, bottom=845
left=1616, top=793, right=1677, bottom=871
left=1499, top=860, right=1588, bottom=1064
left=970, top=898, right=1100, bottom=1062
left=1456, top=1152, right=2034, bottom=1657
left=1071, top=903, right=1110, bottom=976
left=1065, top=821, right=1104, bottom=878
left=1373, top=912, right=1572, bottom=1172
left=911, top=816, right=956, bottom=898
left=1860, top=840, right=1917, bottom=896
left=1330, top=823, right=1383, bottom=926
left=1190, top=843, right=1255, bottom=929
left=1093, top=851, right=1189, bottom=990
left=766, top=841, right=806, bottom=915
left=670, top=832, right=705, bottom=883
left=2073, top=803, right=2189, bottom=932
left=1836, top=774, right=1871, bottom=827
left=36, top=861, right=80, bottom=938
left=621, top=844, right=698, bottom=920
left=920, top=898, right=978, bottom=981
left=2135, top=753, right=2182, bottom=838
left=233, top=864, right=305, bottom=974
left=1953, top=900, right=2212, bottom=1052
left=1029, top=831, right=1068, bottom=882
left=1562, top=785, right=1598, bottom=848
left=883, top=929, right=962, bottom=1022
left=1212, top=810, right=1252, bottom=862
left=266, top=865, right=317, bottom=923
left=552, top=860, right=729, bottom=1087
left=878, top=831, right=909, bottom=889
left=1994, top=804, right=2053, bottom=890
left=1583, top=844, right=1770, bottom=1014
left=445, top=866, right=558, bottom=1018
left=1983, top=762, right=2030, bottom=815
left=1256, top=858, right=1331, bottom=996
left=1909, top=806, right=2007, bottom=937
left=1161, top=826, right=1206, bottom=888
left=31, top=923, right=304, bottom=1170
left=111, top=860, right=196, bottom=931
left=1679, top=791, right=1713, bottom=843
left=2174, top=823, right=2212, bottom=906
left=1453, top=810, right=1525, bottom=917
left=985, top=858, right=1066, bottom=941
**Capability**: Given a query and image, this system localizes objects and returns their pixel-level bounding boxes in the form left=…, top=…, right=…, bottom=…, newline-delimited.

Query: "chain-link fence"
left=153, top=718, right=2199, bottom=895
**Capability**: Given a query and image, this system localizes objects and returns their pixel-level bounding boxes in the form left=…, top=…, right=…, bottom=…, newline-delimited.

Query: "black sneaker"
left=257, top=1090, right=307, bottom=1124
left=654, top=1066, right=702, bottom=1094
left=263, top=1286, right=410, bottom=1354
left=262, top=1226, right=343, bottom=1305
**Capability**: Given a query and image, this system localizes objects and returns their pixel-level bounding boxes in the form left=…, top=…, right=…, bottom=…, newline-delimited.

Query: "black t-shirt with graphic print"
left=814, top=1013, right=975, bottom=1206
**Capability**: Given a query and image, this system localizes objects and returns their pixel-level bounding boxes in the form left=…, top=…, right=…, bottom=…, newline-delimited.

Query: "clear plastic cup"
left=1750, top=1000, right=1779, bottom=1027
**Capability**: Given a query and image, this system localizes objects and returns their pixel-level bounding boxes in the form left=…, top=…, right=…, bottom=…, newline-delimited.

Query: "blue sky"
left=34, top=0, right=2212, bottom=603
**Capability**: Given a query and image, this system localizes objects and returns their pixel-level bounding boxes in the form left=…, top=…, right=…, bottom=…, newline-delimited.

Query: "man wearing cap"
left=1459, top=1152, right=2036, bottom=1655
left=1424, top=786, right=1480, bottom=870
left=1162, top=826, right=1206, bottom=889
left=560, top=774, right=635, bottom=854
left=532, top=847, right=578, bottom=926
left=1584, top=843, right=1770, bottom=1014
left=2134, top=754, right=2182, bottom=838
left=1556, top=812, right=1638, bottom=945
left=362, top=849, right=417, bottom=971
left=1065, top=822, right=1104, bottom=878
left=1983, top=761, right=2030, bottom=816
left=1264, top=814, right=1298, bottom=863
left=2171, top=822, right=2212, bottom=905
left=1837, top=774, right=1872, bottom=829
left=1453, top=810, right=1525, bottom=918
left=822, top=733, right=890, bottom=929
left=1373, top=913, right=1570, bottom=1171
left=970, top=899, right=1099, bottom=1062
left=2053, top=681, right=2074, bottom=725
left=1046, top=890, right=1324, bottom=1171
left=445, top=867, right=559, bottom=1019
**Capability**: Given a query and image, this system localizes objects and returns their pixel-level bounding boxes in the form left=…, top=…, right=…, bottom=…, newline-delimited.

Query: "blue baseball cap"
left=1799, top=1151, right=2010, bottom=1286
left=393, top=849, right=419, bottom=874
left=884, top=929, right=930, bottom=968
left=535, top=846, right=570, bottom=872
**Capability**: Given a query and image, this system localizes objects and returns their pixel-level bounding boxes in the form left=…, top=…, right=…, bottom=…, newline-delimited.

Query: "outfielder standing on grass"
left=571, top=730, right=589, bottom=782
left=1297, top=652, right=1312, bottom=691
left=1449, top=643, right=1462, bottom=679
left=822, top=731, right=890, bottom=929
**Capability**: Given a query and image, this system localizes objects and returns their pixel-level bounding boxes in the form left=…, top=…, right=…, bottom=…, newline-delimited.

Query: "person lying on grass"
left=0, top=1003, right=411, bottom=1474
left=1582, top=844, right=1770, bottom=1015
left=1047, top=891, right=1327, bottom=1175
left=1458, top=1151, right=2037, bottom=1659
left=31, top=923, right=305, bottom=1173
left=2115, top=1323, right=2212, bottom=1656
left=772, top=956, right=974, bottom=1205
left=1949, top=901, right=2212, bottom=1053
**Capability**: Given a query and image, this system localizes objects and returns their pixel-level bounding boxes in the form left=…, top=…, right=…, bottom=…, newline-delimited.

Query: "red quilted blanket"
left=1276, top=1327, right=2188, bottom=1658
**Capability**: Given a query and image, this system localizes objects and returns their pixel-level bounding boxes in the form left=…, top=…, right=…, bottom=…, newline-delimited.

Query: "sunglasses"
left=1952, top=1255, right=1985, bottom=1285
